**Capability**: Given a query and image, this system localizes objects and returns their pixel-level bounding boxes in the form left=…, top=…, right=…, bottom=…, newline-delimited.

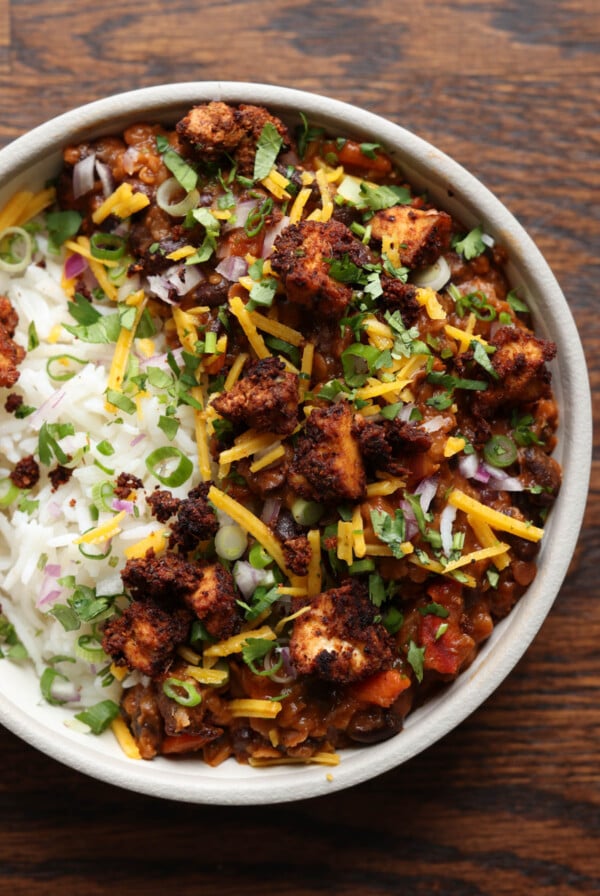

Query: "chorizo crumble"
left=0, top=100, right=562, bottom=769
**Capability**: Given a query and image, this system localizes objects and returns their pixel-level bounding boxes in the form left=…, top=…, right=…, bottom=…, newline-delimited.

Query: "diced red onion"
left=232, top=560, right=272, bottom=600
left=265, top=646, right=297, bottom=684
left=261, top=215, right=290, bottom=258
left=260, top=496, right=281, bottom=525
left=72, top=153, right=96, bottom=199
left=420, top=415, right=447, bottom=433
left=483, top=465, right=525, bottom=492
left=44, top=563, right=62, bottom=578
left=415, top=475, right=438, bottom=513
left=47, top=501, right=62, bottom=520
left=129, top=433, right=147, bottom=448
left=95, top=160, right=114, bottom=198
left=111, top=498, right=134, bottom=514
left=215, top=255, right=248, bottom=282
left=399, top=500, right=419, bottom=540
left=146, top=274, right=178, bottom=304
left=439, top=504, right=457, bottom=556
left=474, top=463, right=491, bottom=484
left=37, top=588, right=62, bottom=609
left=458, top=452, right=479, bottom=479
left=223, top=200, right=258, bottom=233
left=64, top=252, right=88, bottom=280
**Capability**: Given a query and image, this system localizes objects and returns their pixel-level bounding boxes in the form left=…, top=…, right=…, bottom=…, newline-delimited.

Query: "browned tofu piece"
left=168, top=483, right=219, bottom=552
left=354, top=416, right=432, bottom=476
left=289, top=580, right=395, bottom=683
left=9, top=454, right=40, bottom=490
left=182, top=562, right=241, bottom=641
left=473, top=326, right=556, bottom=413
left=176, top=101, right=291, bottom=175
left=102, top=600, right=191, bottom=677
left=121, top=550, right=204, bottom=604
left=289, top=402, right=367, bottom=503
left=370, top=206, right=452, bottom=268
left=0, top=295, right=24, bottom=388
left=212, top=356, right=299, bottom=436
left=270, top=219, right=370, bottom=317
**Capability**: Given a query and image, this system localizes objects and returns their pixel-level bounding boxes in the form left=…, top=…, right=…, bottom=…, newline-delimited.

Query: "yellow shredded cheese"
left=124, top=528, right=169, bottom=560
left=172, top=306, right=200, bottom=354
left=105, top=291, right=147, bottom=405
left=260, top=167, right=292, bottom=200
left=444, top=323, right=490, bottom=353
left=110, top=662, right=128, bottom=682
left=363, top=542, right=414, bottom=557
left=448, top=488, right=544, bottom=542
left=207, top=486, right=297, bottom=578
left=177, top=646, right=201, bottom=665
left=467, top=513, right=511, bottom=570
left=408, top=552, right=477, bottom=588
left=315, top=167, right=334, bottom=222
left=46, top=324, right=63, bottom=345
left=194, top=410, right=213, bottom=482
left=249, top=751, right=340, bottom=767
left=111, top=717, right=142, bottom=759
left=165, top=245, right=197, bottom=261
left=219, top=430, right=281, bottom=464
left=336, top=520, right=354, bottom=564
left=366, top=478, right=406, bottom=497
left=0, top=186, right=55, bottom=230
left=64, top=237, right=117, bottom=268
left=203, top=624, right=277, bottom=658
left=74, top=511, right=127, bottom=545
left=229, top=295, right=271, bottom=359
left=444, top=436, right=466, bottom=458
left=307, top=528, right=322, bottom=597
left=184, top=665, right=229, bottom=686
left=351, top=505, right=366, bottom=559
left=299, top=342, right=314, bottom=398
left=289, top=186, right=312, bottom=224
left=274, top=604, right=311, bottom=634
left=92, top=182, right=150, bottom=225
left=229, top=699, right=282, bottom=719
left=415, top=287, right=446, bottom=320
left=247, top=309, right=304, bottom=346
left=442, top=542, right=511, bottom=573
left=223, top=351, right=249, bottom=391
left=249, top=443, right=285, bottom=473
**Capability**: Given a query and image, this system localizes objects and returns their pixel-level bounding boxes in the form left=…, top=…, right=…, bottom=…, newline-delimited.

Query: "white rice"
left=0, top=240, right=200, bottom=713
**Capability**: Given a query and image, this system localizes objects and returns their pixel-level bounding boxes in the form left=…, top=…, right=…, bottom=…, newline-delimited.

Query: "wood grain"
left=0, top=2, right=598, bottom=894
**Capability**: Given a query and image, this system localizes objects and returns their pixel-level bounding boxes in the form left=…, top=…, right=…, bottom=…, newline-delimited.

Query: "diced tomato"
left=419, top=613, right=474, bottom=677
left=321, top=139, right=393, bottom=175
left=161, top=733, right=209, bottom=755
left=350, top=668, right=411, bottom=708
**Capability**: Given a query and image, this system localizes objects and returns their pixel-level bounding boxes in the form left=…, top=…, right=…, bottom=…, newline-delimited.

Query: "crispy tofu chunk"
left=102, top=600, right=191, bottom=677
left=183, top=562, right=241, bottom=640
left=270, top=219, right=371, bottom=317
left=370, top=206, right=452, bottom=268
left=289, top=580, right=395, bottom=683
left=212, top=356, right=299, bottom=435
left=354, top=416, right=432, bottom=476
left=176, top=101, right=291, bottom=175
left=121, top=551, right=204, bottom=604
left=0, top=295, right=25, bottom=388
left=289, top=402, right=367, bottom=503
left=168, top=483, right=219, bottom=552
left=473, top=325, right=556, bottom=413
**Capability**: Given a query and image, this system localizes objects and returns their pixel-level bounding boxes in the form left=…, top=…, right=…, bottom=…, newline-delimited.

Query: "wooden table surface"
left=0, top=2, right=598, bottom=894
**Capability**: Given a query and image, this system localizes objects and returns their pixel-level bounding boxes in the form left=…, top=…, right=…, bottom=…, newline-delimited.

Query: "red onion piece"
left=146, top=274, right=178, bottom=304
left=260, top=496, right=281, bottom=525
left=474, top=463, right=491, bottom=484
left=261, top=215, right=290, bottom=258
left=223, top=200, right=258, bottom=233
left=95, top=160, right=114, bottom=198
left=37, top=588, right=62, bottom=609
left=399, top=500, right=419, bottom=540
left=129, top=433, right=147, bottom=448
left=415, top=475, right=438, bottom=514
left=458, top=452, right=479, bottom=479
left=439, top=504, right=457, bottom=556
left=64, top=252, right=88, bottom=280
left=72, top=153, right=96, bottom=199
left=232, top=560, right=273, bottom=600
left=111, top=498, right=134, bottom=514
left=215, top=255, right=248, bottom=282
left=44, top=563, right=62, bottom=578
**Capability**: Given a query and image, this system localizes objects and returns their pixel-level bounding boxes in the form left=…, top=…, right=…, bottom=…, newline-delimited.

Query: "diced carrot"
left=161, top=733, right=210, bottom=755
left=350, top=668, right=411, bottom=708
left=321, top=139, right=393, bottom=175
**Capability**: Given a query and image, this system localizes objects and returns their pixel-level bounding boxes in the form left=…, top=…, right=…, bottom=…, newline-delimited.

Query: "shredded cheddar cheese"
left=124, top=528, right=169, bottom=560
left=92, top=182, right=150, bottom=224
left=229, top=295, right=271, bottom=359
left=448, top=489, right=544, bottom=542
left=307, top=528, right=322, bottom=597
left=203, top=625, right=277, bottom=658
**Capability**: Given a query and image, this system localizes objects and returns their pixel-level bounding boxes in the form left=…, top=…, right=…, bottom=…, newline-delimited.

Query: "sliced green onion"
left=215, top=524, right=248, bottom=561
left=46, top=354, right=88, bottom=382
left=74, top=699, right=119, bottom=734
left=0, top=226, right=33, bottom=274
left=483, top=435, right=517, bottom=468
left=90, top=480, right=115, bottom=512
left=90, top=231, right=126, bottom=261
left=156, top=177, right=200, bottom=217
left=40, top=667, right=71, bottom=705
left=162, top=677, right=202, bottom=707
left=0, top=477, right=20, bottom=508
left=249, top=543, right=273, bottom=569
left=78, top=541, right=112, bottom=561
left=96, top=440, right=115, bottom=457
left=75, top=634, right=107, bottom=663
left=145, top=446, right=193, bottom=487
left=348, top=558, right=376, bottom=575
left=291, top=498, right=324, bottom=527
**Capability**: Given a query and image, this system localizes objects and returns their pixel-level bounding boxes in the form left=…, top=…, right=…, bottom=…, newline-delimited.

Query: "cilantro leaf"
left=45, top=210, right=82, bottom=253
left=369, top=508, right=408, bottom=559
left=359, top=183, right=412, bottom=211
left=162, top=149, right=198, bottom=192
left=406, top=640, right=426, bottom=683
left=452, top=226, right=486, bottom=260
left=253, top=122, right=283, bottom=180
left=470, top=339, right=499, bottom=379
left=241, top=637, right=278, bottom=675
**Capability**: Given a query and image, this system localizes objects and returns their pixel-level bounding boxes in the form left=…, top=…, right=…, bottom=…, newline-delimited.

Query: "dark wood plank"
left=0, top=1, right=599, bottom=894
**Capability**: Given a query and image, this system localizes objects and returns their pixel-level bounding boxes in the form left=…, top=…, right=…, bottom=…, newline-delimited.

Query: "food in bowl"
left=0, top=99, right=562, bottom=768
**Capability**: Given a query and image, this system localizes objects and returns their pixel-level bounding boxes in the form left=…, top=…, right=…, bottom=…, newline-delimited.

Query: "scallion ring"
left=156, top=177, right=200, bottom=217
left=46, top=354, right=88, bottom=382
left=90, top=231, right=126, bottom=261
left=78, top=540, right=112, bottom=561
left=0, top=226, right=33, bottom=274
left=40, top=667, right=71, bottom=705
left=75, top=634, right=107, bottom=663
left=0, top=477, right=20, bottom=508
left=483, top=434, right=518, bottom=468
left=163, top=677, right=202, bottom=707
left=90, top=480, right=116, bottom=512
left=145, top=446, right=193, bottom=487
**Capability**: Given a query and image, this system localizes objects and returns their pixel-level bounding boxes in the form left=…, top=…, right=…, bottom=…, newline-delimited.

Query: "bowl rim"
left=0, top=81, right=592, bottom=804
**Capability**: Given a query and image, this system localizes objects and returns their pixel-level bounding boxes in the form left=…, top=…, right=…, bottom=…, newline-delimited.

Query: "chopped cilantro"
left=452, top=226, right=486, bottom=260
left=369, top=507, right=408, bottom=559
left=407, top=640, right=426, bottom=682
left=162, top=149, right=198, bottom=192
left=359, top=182, right=412, bottom=211
left=45, top=210, right=82, bottom=253
left=253, top=122, right=283, bottom=180
left=506, top=288, right=529, bottom=313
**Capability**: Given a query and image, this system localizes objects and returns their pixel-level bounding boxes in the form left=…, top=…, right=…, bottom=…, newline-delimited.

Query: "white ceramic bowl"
left=0, top=82, right=591, bottom=804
